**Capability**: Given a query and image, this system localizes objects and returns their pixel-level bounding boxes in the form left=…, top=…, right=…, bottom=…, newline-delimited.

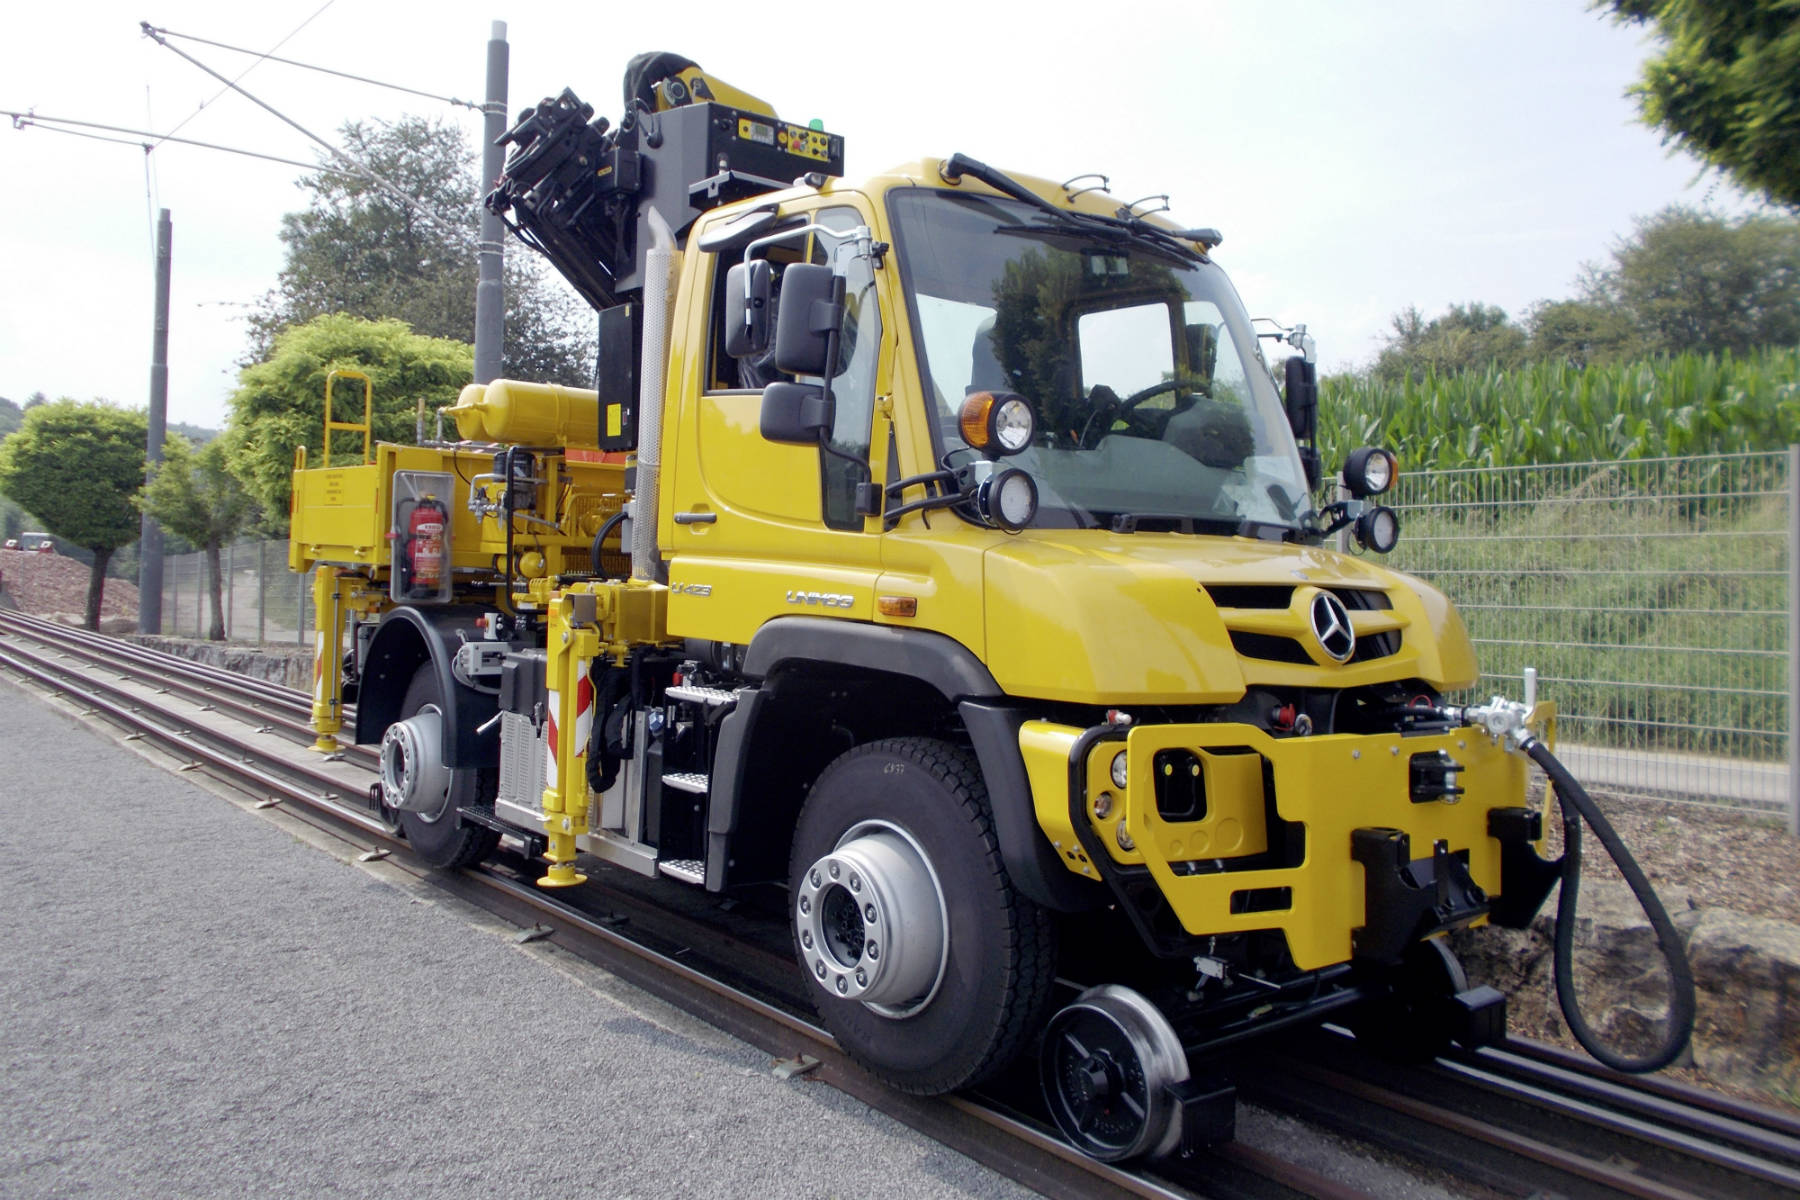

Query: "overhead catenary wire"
left=149, top=0, right=340, bottom=151
left=137, top=23, right=479, bottom=247
left=4, top=110, right=360, bottom=177
left=145, top=24, right=479, bottom=112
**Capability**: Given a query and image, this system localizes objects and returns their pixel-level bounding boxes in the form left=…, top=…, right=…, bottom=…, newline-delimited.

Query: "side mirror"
left=761, top=381, right=834, bottom=444
left=1282, top=356, right=1318, bottom=443
left=773, top=264, right=844, bottom=376
left=724, top=260, right=773, bottom=359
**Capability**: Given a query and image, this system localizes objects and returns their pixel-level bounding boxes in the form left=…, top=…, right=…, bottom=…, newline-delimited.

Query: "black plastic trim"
left=740, top=617, right=1002, bottom=700
left=1486, top=806, right=1563, bottom=928
left=959, top=701, right=1104, bottom=913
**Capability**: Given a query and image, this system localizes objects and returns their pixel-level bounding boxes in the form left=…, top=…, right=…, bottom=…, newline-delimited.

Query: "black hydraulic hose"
left=589, top=510, right=627, bottom=578
left=1524, top=738, right=1695, bottom=1073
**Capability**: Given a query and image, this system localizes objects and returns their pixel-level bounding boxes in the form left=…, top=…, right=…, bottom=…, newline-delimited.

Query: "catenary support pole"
left=472, top=21, right=509, bottom=384
left=1788, top=444, right=1798, bottom=838
left=137, top=208, right=171, bottom=633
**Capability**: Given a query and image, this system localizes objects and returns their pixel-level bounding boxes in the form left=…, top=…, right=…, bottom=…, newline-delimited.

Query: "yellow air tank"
left=449, top=379, right=601, bottom=447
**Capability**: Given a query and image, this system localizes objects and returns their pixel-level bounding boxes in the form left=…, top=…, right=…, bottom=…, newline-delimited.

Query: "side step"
left=662, top=771, right=709, bottom=795
left=665, top=684, right=737, bottom=709
left=657, top=858, right=705, bottom=885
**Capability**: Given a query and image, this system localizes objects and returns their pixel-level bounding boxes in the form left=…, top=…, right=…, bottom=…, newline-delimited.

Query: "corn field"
left=1320, top=347, right=1800, bottom=470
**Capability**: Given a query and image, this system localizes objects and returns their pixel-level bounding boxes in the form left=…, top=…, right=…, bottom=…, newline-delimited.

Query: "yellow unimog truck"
left=289, top=53, right=1599, bottom=1161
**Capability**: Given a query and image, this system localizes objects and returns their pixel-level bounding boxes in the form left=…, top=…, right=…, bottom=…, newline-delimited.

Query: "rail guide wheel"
left=1041, top=984, right=1216, bottom=1162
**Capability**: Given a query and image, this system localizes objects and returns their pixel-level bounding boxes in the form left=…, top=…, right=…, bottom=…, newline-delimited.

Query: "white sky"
left=0, top=0, right=1750, bottom=430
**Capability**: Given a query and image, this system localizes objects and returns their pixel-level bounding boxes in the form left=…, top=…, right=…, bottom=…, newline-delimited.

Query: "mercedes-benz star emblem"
left=1309, top=591, right=1356, bottom=663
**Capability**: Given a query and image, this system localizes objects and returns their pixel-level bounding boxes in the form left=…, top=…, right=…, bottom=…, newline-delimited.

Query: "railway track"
left=3, top=610, right=1795, bottom=1200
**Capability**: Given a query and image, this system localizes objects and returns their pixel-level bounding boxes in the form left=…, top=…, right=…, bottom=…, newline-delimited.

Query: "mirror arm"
left=884, top=489, right=973, bottom=528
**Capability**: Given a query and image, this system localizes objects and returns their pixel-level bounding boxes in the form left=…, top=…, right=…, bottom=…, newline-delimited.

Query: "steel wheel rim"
left=795, top=819, right=950, bottom=1019
left=379, top=704, right=452, bottom=823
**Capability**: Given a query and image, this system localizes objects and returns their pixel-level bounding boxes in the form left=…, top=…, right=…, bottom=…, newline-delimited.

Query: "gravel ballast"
left=0, top=689, right=1034, bottom=1200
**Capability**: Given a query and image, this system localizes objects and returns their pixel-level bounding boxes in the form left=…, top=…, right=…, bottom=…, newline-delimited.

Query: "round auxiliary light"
left=959, top=391, right=1036, bottom=457
left=1110, top=750, right=1129, bottom=790
left=1355, top=505, right=1401, bottom=554
left=977, top=467, right=1038, bottom=532
left=1343, top=447, right=1397, bottom=498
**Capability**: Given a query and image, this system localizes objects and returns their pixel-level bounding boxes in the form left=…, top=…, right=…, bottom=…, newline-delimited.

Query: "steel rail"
left=0, top=642, right=391, bottom=838
left=0, top=612, right=371, bottom=763
left=1492, top=1037, right=1800, bottom=1143
left=0, top=611, right=322, bottom=713
left=20, top=620, right=1792, bottom=1197
left=1451, top=1041, right=1800, bottom=1175
left=1254, top=1028, right=1800, bottom=1200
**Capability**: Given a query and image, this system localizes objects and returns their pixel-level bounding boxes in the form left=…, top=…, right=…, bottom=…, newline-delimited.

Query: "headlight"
left=977, top=467, right=1037, bottom=531
left=1355, top=505, right=1400, bottom=553
left=959, top=391, right=1036, bottom=457
left=1343, top=447, right=1397, bottom=498
left=1110, top=750, right=1129, bottom=790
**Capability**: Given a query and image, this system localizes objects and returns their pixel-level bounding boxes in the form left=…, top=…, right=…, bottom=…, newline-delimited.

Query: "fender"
left=728, top=617, right=1102, bottom=911
left=353, top=606, right=499, bottom=770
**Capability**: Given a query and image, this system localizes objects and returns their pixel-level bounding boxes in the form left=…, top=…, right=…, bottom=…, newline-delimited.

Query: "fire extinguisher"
left=401, top=495, right=447, bottom=598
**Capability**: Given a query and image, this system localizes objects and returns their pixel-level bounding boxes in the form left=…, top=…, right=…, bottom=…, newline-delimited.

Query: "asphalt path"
left=0, top=683, right=1033, bottom=1199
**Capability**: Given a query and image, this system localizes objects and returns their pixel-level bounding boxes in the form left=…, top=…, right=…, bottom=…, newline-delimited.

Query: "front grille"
left=1205, top=584, right=1294, bottom=609
left=1229, top=631, right=1313, bottom=665
left=1330, top=588, right=1390, bottom=610
left=1350, top=631, right=1402, bottom=662
left=1205, top=584, right=1391, bottom=611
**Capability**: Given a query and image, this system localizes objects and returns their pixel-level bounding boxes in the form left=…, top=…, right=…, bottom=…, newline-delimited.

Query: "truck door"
left=663, top=198, right=890, bottom=644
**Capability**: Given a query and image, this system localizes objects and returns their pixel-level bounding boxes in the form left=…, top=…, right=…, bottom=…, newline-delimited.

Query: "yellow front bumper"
left=1020, top=715, right=1549, bottom=971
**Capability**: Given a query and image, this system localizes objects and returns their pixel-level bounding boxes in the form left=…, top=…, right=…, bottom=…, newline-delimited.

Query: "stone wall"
left=125, top=635, right=314, bottom=691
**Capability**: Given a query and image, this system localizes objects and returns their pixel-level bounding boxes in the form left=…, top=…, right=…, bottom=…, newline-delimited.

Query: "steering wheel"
left=1118, top=379, right=1187, bottom=412
left=1078, top=380, right=1189, bottom=447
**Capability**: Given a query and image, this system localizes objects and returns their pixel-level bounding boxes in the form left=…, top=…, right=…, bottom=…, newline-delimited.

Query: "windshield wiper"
left=1108, top=512, right=1241, bottom=537
left=1108, top=512, right=1304, bottom=542
left=943, top=153, right=1204, bottom=265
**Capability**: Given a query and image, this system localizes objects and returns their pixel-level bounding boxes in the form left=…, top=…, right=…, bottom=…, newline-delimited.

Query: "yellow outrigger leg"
left=539, top=590, right=601, bottom=887
left=309, top=567, right=351, bottom=753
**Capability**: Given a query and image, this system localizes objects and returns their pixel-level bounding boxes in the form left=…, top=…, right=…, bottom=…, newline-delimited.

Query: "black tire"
left=788, top=737, right=1056, bottom=1094
left=393, top=664, right=499, bottom=869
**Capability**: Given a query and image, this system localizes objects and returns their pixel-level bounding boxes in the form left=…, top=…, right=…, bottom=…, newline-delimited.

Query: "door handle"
left=673, top=511, right=717, bottom=525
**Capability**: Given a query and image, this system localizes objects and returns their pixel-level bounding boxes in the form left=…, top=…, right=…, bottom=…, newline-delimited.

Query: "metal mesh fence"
left=1384, top=451, right=1789, bottom=814
left=157, top=539, right=314, bottom=645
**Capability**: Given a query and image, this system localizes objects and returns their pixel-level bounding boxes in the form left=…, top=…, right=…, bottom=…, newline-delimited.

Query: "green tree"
left=1373, top=302, right=1531, bottom=381
left=138, top=437, right=257, bottom=640
left=0, top=400, right=147, bottom=629
left=1581, top=206, right=1800, bottom=355
left=1603, top=0, right=1800, bottom=209
left=0, top=396, right=22, bottom=437
left=250, top=116, right=592, bottom=384
left=1526, top=298, right=1642, bottom=366
left=223, top=313, right=473, bottom=519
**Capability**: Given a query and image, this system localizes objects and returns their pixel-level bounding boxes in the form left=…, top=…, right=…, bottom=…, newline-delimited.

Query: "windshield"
left=888, top=188, right=1313, bottom=532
